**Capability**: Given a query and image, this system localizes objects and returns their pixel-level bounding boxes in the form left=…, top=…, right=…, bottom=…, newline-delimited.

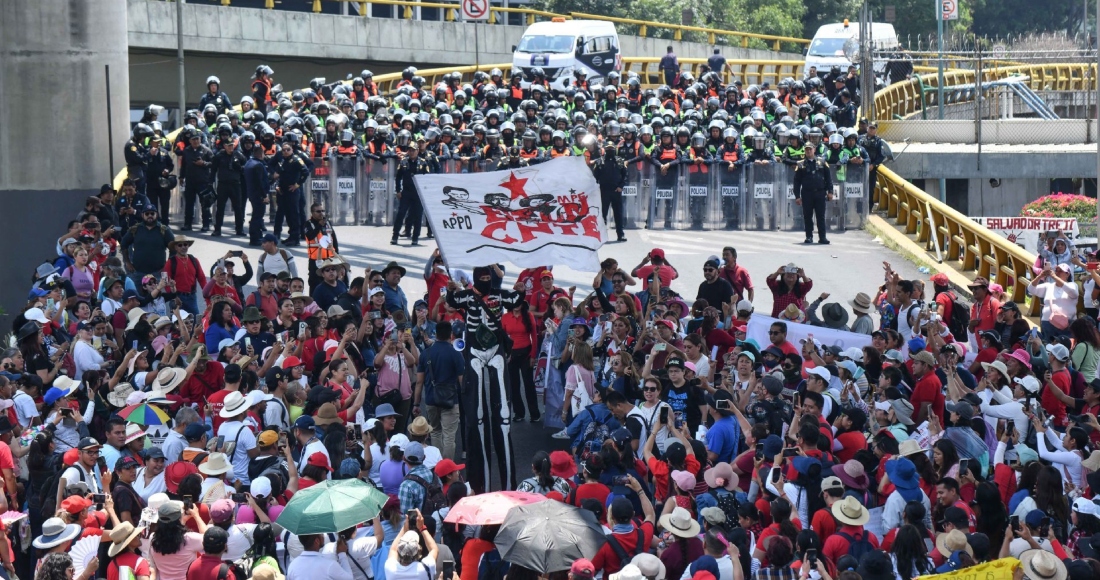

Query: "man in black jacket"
left=593, top=145, right=628, bottom=242
left=211, top=139, right=247, bottom=237
left=180, top=130, right=215, bottom=232
left=392, top=142, right=431, bottom=246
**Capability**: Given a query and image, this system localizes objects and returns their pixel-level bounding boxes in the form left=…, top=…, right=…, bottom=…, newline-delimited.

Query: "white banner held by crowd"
left=745, top=315, right=873, bottom=354
left=414, top=156, right=607, bottom=271
left=970, top=217, right=1079, bottom=253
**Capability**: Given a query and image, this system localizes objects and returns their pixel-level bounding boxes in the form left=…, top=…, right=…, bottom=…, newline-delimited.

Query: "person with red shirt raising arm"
left=631, top=248, right=678, bottom=289
left=766, top=263, right=812, bottom=318
left=967, top=277, right=1001, bottom=336
left=909, top=350, right=945, bottom=425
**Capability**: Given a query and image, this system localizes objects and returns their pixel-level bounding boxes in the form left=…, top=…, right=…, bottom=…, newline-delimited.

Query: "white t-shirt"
left=322, top=532, right=379, bottom=580
left=13, top=391, right=39, bottom=427
left=216, top=420, right=257, bottom=485
left=688, top=355, right=711, bottom=380
left=224, top=523, right=258, bottom=561
left=61, top=464, right=104, bottom=494
left=1085, top=278, right=1100, bottom=310
left=367, top=444, right=386, bottom=485
left=133, top=469, right=167, bottom=502
left=384, top=554, right=436, bottom=580
left=264, top=398, right=292, bottom=433
left=300, top=439, right=331, bottom=476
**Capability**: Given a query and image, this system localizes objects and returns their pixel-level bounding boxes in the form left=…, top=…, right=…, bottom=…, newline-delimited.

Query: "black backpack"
left=836, top=530, right=876, bottom=561
left=405, top=472, right=448, bottom=516
left=943, top=291, right=972, bottom=339
left=605, top=525, right=646, bottom=566
left=708, top=489, right=740, bottom=528
left=478, top=547, right=510, bottom=580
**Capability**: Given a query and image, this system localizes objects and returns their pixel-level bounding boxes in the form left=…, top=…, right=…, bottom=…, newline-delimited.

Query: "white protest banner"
left=970, top=216, right=1079, bottom=253
left=745, top=315, right=873, bottom=354
left=414, top=156, right=607, bottom=271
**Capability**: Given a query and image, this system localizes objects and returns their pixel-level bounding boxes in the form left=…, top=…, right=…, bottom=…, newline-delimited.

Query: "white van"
left=512, top=19, right=622, bottom=92
left=804, top=21, right=899, bottom=78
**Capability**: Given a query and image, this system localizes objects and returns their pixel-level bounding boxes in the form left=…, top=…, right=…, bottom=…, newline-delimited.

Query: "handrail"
left=566, top=11, right=808, bottom=51
left=621, top=57, right=802, bottom=88
left=873, top=165, right=1039, bottom=314
left=871, top=62, right=1098, bottom=122
left=189, top=0, right=807, bottom=52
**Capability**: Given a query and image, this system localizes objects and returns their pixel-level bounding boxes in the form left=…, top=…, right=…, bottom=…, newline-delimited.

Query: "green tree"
left=801, top=0, right=861, bottom=39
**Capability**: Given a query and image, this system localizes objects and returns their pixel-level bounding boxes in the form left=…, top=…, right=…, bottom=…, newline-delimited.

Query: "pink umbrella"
left=444, top=491, right=548, bottom=526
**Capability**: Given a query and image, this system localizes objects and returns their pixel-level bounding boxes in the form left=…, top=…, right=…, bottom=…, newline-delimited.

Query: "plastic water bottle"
left=918, top=267, right=930, bottom=274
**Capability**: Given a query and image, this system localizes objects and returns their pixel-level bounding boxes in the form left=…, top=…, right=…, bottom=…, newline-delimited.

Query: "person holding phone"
left=57, top=436, right=109, bottom=511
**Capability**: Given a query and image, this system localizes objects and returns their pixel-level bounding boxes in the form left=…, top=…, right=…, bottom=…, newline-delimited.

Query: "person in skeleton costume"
left=445, top=266, right=524, bottom=492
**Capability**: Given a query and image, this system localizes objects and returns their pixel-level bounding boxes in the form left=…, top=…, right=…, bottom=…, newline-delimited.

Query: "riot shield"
left=715, top=162, right=743, bottom=230
left=839, top=163, right=868, bottom=230
left=779, top=164, right=802, bottom=232
left=330, top=153, right=359, bottom=226
left=747, top=163, right=779, bottom=231
left=620, top=162, right=651, bottom=230
left=361, top=158, right=395, bottom=226
left=648, top=163, right=682, bottom=230
left=683, top=161, right=713, bottom=231
left=305, top=156, right=332, bottom=212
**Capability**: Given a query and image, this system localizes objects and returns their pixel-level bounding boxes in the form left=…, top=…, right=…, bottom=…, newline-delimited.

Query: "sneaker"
left=803, top=237, right=813, bottom=244
left=513, top=416, right=525, bottom=423
left=531, top=415, right=542, bottom=423
left=818, top=238, right=830, bottom=245
left=551, top=428, right=570, bottom=439
left=390, top=238, right=399, bottom=245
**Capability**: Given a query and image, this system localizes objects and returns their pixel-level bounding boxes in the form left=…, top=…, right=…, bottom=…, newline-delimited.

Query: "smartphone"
left=782, top=448, right=799, bottom=457
left=958, top=458, right=970, bottom=477
left=1088, top=262, right=1099, bottom=271
left=161, top=272, right=168, bottom=282
left=770, top=467, right=782, bottom=483
left=231, top=493, right=246, bottom=503
left=354, top=424, right=363, bottom=439
left=231, top=251, right=245, bottom=258
left=215, top=435, right=225, bottom=452
left=716, top=399, right=733, bottom=411
left=646, top=320, right=654, bottom=330
left=805, top=549, right=818, bottom=568
left=299, top=322, right=307, bottom=336
left=442, top=560, right=455, bottom=580
left=132, top=340, right=138, bottom=351
left=183, top=497, right=194, bottom=512
left=92, top=493, right=107, bottom=503
left=1039, top=516, right=1050, bottom=538
left=755, top=443, right=764, bottom=461
left=612, top=475, right=631, bottom=486
left=654, top=342, right=667, bottom=352
left=244, top=337, right=252, bottom=350
left=674, top=412, right=684, bottom=428
left=280, top=331, right=289, bottom=343
left=407, top=509, right=419, bottom=530
left=660, top=406, right=670, bottom=424
left=46, top=298, right=55, bottom=311
left=1010, top=515, right=1020, bottom=531
left=96, top=457, right=108, bottom=472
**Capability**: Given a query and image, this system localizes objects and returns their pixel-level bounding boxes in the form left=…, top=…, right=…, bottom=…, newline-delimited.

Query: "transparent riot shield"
left=683, top=162, right=713, bottom=231
left=305, top=157, right=332, bottom=212
left=478, top=158, right=501, bottom=173
left=648, top=164, right=682, bottom=230
left=714, top=163, right=743, bottom=230
left=620, top=163, right=651, bottom=230
left=361, top=158, right=395, bottom=226
left=839, top=163, right=868, bottom=230
left=747, top=163, right=779, bottom=231
left=330, top=153, right=359, bottom=226
left=779, top=164, right=802, bottom=232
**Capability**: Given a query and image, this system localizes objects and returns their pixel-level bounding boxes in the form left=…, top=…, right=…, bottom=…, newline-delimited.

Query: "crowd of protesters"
left=1, top=63, right=1091, bottom=580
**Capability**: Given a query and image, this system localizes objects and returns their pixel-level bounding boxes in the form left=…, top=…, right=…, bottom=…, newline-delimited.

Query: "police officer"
left=272, top=141, right=308, bottom=246
left=859, top=122, right=889, bottom=178
left=124, top=124, right=153, bottom=197
left=243, top=145, right=269, bottom=246
left=392, top=138, right=431, bottom=246
left=146, top=134, right=176, bottom=225
left=211, top=136, right=247, bottom=237
left=793, top=144, right=833, bottom=245
left=593, top=144, right=628, bottom=242
left=180, top=129, right=215, bottom=232
left=199, top=76, right=232, bottom=114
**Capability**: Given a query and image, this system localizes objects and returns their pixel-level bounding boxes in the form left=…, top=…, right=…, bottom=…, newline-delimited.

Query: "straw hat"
left=658, top=507, right=700, bottom=539
left=408, top=416, right=433, bottom=437
left=198, top=452, right=232, bottom=476
left=1019, top=549, right=1067, bottom=580
left=153, top=367, right=187, bottom=393
left=107, top=522, right=146, bottom=557
left=125, top=308, right=149, bottom=331
left=107, top=383, right=136, bottom=407
left=935, top=529, right=974, bottom=558
left=850, top=292, right=873, bottom=314
left=314, top=402, right=343, bottom=426
left=219, top=391, right=249, bottom=418
left=831, top=496, right=869, bottom=526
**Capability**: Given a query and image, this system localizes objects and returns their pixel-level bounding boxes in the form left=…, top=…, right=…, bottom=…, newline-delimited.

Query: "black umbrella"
left=494, top=500, right=606, bottom=573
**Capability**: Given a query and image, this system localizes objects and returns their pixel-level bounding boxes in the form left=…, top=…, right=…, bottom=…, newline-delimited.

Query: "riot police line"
left=168, top=151, right=869, bottom=232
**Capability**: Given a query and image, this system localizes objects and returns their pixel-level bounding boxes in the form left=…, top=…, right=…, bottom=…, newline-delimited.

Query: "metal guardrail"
left=872, top=62, right=1098, bottom=122
left=872, top=165, right=1040, bottom=314
left=193, top=0, right=808, bottom=52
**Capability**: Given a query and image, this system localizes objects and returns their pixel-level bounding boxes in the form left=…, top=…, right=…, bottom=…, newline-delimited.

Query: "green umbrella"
left=275, top=479, right=388, bottom=535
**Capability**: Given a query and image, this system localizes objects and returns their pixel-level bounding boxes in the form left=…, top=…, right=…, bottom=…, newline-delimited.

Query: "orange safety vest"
left=687, top=148, right=708, bottom=173
left=263, top=143, right=277, bottom=157
left=253, top=77, right=273, bottom=106
left=658, top=146, right=678, bottom=161
left=511, top=86, right=524, bottom=101
left=307, top=225, right=336, bottom=261
left=549, top=147, right=570, bottom=158
left=367, top=141, right=388, bottom=156
left=519, top=147, right=540, bottom=159
left=721, top=146, right=739, bottom=162
left=310, top=142, right=329, bottom=158
left=337, top=145, right=358, bottom=155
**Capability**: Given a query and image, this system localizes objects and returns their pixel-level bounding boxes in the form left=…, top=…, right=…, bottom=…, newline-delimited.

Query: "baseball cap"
left=282, top=356, right=303, bottom=369
left=262, top=233, right=277, bottom=244
left=184, top=423, right=207, bottom=441
left=61, top=496, right=93, bottom=515
left=941, top=506, right=969, bottom=529
left=806, top=367, right=831, bottom=382
left=404, top=442, right=426, bottom=464
left=821, top=475, right=844, bottom=492
left=293, top=415, right=315, bottom=430
left=434, top=458, right=465, bottom=478
left=257, top=430, right=279, bottom=447
left=210, top=499, right=237, bottom=524
left=76, top=437, right=101, bottom=451
left=265, top=366, right=287, bottom=384
left=571, top=559, right=596, bottom=580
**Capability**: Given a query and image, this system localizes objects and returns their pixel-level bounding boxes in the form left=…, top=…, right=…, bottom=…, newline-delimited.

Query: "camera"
left=232, top=493, right=246, bottom=503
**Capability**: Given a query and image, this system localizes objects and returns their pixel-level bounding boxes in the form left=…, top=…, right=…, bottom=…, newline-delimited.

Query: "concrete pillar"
left=0, top=0, right=130, bottom=317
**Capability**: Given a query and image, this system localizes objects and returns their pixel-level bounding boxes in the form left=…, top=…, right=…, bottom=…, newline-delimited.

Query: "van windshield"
left=808, top=37, right=850, bottom=57
left=517, top=35, right=576, bottom=54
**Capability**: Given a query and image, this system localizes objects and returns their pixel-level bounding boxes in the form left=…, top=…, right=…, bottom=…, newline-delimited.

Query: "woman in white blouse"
left=1027, top=263, right=1079, bottom=341
left=1032, top=414, right=1087, bottom=491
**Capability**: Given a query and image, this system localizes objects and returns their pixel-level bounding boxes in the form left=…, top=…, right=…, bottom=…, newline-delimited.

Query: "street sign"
left=461, top=0, right=488, bottom=21
left=941, top=0, right=959, bottom=20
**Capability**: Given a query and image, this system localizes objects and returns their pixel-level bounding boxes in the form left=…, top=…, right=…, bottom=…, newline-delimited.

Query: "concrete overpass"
left=127, top=0, right=793, bottom=107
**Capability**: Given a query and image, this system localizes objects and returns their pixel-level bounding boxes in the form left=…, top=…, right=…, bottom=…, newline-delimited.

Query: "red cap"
left=571, top=559, right=595, bottom=579
left=165, top=461, right=199, bottom=494
left=650, top=248, right=666, bottom=260
left=540, top=269, right=554, bottom=280
left=307, top=452, right=333, bottom=471
left=434, top=458, right=466, bottom=478
left=84, top=511, right=107, bottom=529
left=655, top=319, right=676, bottom=331
left=61, top=495, right=93, bottom=515
left=930, top=273, right=949, bottom=286
left=549, top=450, right=577, bottom=479
left=282, top=356, right=303, bottom=369
left=63, top=448, right=80, bottom=467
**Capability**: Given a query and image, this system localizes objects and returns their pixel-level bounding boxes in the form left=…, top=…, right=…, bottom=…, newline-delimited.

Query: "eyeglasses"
left=323, top=268, right=336, bottom=273
left=643, top=386, right=659, bottom=392
left=781, top=364, right=795, bottom=371
left=612, top=279, right=625, bottom=284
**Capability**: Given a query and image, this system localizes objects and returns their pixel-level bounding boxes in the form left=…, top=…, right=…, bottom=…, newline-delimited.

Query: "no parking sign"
left=941, top=0, right=959, bottom=20
left=462, top=0, right=488, bottom=21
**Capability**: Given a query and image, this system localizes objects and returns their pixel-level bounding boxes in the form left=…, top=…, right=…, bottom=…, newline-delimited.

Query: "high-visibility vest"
left=307, top=226, right=336, bottom=261
left=549, top=147, right=570, bottom=158
left=658, top=146, right=678, bottom=161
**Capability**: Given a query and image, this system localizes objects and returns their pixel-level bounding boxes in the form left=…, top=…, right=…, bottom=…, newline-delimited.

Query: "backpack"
left=836, top=530, right=875, bottom=561
left=605, top=525, right=646, bottom=566
left=259, top=249, right=291, bottom=272
left=578, top=407, right=613, bottom=462
left=943, top=291, right=972, bottom=339
left=478, top=547, right=511, bottom=580
left=168, top=254, right=201, bottom=280
left=217, top=561, right=249, bottom=580
left=708, top=489, right=740, bottom=528
left=404, top=472, right=448, bottom=516
left=40, top=465, right=90, bottom=520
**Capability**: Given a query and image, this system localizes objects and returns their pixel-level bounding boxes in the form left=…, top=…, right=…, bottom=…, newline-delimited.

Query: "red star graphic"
left=500, top=172, right=529, bottom=201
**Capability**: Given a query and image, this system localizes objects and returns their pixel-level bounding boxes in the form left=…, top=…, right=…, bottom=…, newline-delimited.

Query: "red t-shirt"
left=206, top=389, right=234, bottom=433
left=165, top=255, right=206, bottom=294
left=972, top=347, right=999, bottom=380
left=186, top=553, right=235, bottom=580
left=822, top=526, right=879, bottom=566
left=635, top=264, right=677, bottom=288
left=108, top=553, right=151, bottom=580
left=775, top=340, right=799, bottom=356
left=1047, top=369, right=1071, bottom=428
left=591, top=521, right=655, bottom=575
left=179, top=363, right=226, bottom=411
left=970, top=295, right=1001, bottom=333
left=911, top=371, right=945, bottom=424
left=810, top=507, right=837, bottom=544
left=834, top=431, right=868, bottom=463
left=425, top=272, right=450, bottom=313
left=935, top=292, right=954, bottom=325
left=568, top=482, right=612, bottom=522
left=719, top=265, right=753, bottom=300
left=183, top=503, right=212, bottom=533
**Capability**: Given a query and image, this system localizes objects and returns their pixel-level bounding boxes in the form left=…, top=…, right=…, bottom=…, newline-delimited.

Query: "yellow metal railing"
left=872, top=62, right=1098, bottom=122
left=196, top=0, right=808, bottom=52
left=873, top=165, right=1039, bottom=313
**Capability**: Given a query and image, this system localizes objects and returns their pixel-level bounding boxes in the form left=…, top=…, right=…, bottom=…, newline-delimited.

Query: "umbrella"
left=275, top=479, right=388, bottom=535
left=117, top=403, right=170, bottom=426
left=494, top=500, right=606, bottom=573
left=444, top=491, right=547, bottom=526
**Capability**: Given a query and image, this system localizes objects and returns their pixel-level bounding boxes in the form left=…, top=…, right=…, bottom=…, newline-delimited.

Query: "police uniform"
left=273, top=152, right=308, bottom=245
left=592, top=151, right=628, bottom=241
left=392, top=153, right=432, bottom=245
left=793, top=155, right=833, bottom=244
left=123, top=139, right=151, bottom=197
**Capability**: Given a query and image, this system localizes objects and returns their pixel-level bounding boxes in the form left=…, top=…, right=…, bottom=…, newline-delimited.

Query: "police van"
left=512, top=19, right=622, bottom=92
left=804, top=21, right=899, bottom=78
